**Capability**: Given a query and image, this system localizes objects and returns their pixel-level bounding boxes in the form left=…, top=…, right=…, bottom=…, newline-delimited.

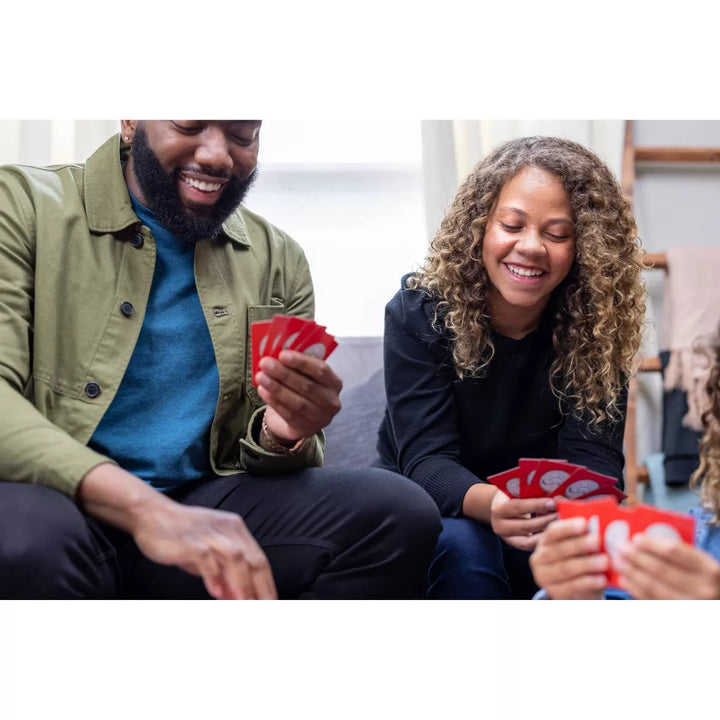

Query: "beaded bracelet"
left=260, top=417, right=308, bottom=455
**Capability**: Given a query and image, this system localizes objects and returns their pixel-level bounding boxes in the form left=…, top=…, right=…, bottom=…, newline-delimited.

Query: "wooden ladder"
left=621, top=120, right=720, bottom=505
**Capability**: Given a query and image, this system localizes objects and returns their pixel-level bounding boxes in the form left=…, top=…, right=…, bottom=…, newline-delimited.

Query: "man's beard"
left=129, top=124, right=258, bottom=243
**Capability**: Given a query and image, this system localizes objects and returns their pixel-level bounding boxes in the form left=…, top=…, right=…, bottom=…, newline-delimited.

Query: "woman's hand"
left=616, top=534, right=720, bottom=600
left=529, top=517, right=609, bottom=599
left=490, top=490, right=558, bottom=551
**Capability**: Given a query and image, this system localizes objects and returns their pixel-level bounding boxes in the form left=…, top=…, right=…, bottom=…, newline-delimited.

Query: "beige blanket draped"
left=662, top=247, right=720, bottom=431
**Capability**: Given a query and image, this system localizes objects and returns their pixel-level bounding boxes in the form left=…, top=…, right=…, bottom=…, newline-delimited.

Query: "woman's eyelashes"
left=498, top=222, right=571, bottom=242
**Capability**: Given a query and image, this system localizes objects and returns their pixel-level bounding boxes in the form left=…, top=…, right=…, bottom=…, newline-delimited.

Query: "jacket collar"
left=84, top=133, right=251, bottom=246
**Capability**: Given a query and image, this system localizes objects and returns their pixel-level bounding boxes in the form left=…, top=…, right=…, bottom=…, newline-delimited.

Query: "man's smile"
left=178, top=171, right=230, bottom=207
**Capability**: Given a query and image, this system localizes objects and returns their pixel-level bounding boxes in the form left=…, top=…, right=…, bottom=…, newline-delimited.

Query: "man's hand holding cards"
left=251, top=315, right=342, bottom=445
left=251, top=315, right=338, bottom=380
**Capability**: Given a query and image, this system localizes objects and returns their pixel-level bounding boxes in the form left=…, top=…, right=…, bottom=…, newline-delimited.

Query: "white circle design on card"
left=527, top=470, right=535, bottom=485
left=303, top=343, right=325, bottom=359
left=604, top=519, right=630, bottom=559
left=540, top=470, right=570, bottom=493
left=259, top=336, right=268, bottom=355
left=506, top=477, right=521, bottom=497
left=565, top=479, right=600, bottom=499
left=644, top=523, right=681, bottom=542
left=270, top=336, right=283, bottom=354
left=283, top=332, right=301, bottom=350
left=587, top=515, right=600, bottom=540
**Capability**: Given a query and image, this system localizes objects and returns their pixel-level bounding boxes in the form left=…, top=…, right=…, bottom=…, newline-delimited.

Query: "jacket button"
left=120, top=302, right=135, bottom=317
left=85, top=382, right=101, bottom=398
left=130, top=232, right=144, bottom=248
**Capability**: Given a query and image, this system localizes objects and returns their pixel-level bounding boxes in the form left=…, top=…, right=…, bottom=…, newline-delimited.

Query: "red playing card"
left=273, top=316, right=313, bottom=358
left=552, top=466, right=618, bottom=500
left=291, top=320, right=325, bottom=350
left=294, top=324, right=338, bottom=360
left=265, top=315, right=293, bottom=359
left=250, top=320, right=274, bottom=385
left=518, top=458, right=542, bottom=498
left=557, top=496, right=621, bottom=583
left=579, top=485, right=627, bottom=503
left=556, top=496, right=619, bottom=544
left=632, top=504, right=695, bottom=545
left=486, top=466, right=523, bottom=498
left=557, top=499, right=693, bottom=588
left=532, top=459, right=583, bottom=496
left=599, top=504, right=636, bottom=586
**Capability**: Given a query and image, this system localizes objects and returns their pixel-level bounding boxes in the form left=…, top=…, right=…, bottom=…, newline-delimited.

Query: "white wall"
left=248, top=119, right=426, bottom=337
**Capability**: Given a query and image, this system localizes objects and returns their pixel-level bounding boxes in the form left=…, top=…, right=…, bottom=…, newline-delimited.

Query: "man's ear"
left=120, top=120, right=138, bottom=144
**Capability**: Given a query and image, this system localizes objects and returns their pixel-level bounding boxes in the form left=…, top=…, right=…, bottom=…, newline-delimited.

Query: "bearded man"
left=0, top=120, right=440, bottom=599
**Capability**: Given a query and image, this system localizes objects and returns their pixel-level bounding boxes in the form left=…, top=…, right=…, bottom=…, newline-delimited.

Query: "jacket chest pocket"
left=245, top=302, right=285, bottom=405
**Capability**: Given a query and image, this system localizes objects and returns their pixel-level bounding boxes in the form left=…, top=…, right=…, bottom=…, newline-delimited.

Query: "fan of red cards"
left=487, top=458, right=627, bottom=501
left=556, top=496, right=695, bottom=587
left=251, top=315, right=338, bottom=385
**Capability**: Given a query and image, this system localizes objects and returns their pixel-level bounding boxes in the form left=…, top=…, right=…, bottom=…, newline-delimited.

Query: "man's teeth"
left=507, top=264, right=544, bottom=278
left=184, top=177, right=222, bottom=192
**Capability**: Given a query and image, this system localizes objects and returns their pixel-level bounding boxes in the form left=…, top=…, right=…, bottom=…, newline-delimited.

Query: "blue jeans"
left=427, top=517, right=539, bottom=599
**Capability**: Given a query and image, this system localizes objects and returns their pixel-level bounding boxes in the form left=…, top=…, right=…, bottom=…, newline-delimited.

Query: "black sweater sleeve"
left=379, top=285, right=483, bottom=516
left=556, top=386, right=628, bottom=490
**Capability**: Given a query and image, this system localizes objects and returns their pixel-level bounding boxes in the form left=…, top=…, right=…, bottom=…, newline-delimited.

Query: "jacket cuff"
left=36, top=446, right=118, bottom=499
left=238, top=406, right=324, bottom=474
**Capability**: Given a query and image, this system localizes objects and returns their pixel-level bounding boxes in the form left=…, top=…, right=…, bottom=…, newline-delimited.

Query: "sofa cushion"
left=323, top=368, right=385, bottom=469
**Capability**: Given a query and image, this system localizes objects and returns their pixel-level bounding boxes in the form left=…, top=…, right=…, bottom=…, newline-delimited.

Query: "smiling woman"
left=376, top=135, right=647, bottom=599
left=481, top=166, right=575, bottom=338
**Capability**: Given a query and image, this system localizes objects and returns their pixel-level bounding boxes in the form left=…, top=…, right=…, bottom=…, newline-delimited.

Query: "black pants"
left=0, top=468, right=441, bottom=599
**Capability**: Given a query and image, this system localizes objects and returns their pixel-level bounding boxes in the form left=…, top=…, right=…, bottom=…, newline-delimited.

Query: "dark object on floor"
left=660, top=351, right=702, bottom=486
left=645, top=452, right=699, bottom=513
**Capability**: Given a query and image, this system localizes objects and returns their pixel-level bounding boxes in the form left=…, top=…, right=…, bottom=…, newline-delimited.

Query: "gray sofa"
left=323, top=337, right=385, bottom=469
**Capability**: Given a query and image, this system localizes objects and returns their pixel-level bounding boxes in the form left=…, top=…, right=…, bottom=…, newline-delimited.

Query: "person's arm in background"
left=382, top=283, right=557, bottom=547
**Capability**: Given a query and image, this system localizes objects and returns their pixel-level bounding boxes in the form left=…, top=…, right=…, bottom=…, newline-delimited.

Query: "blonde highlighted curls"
left=409, top=136, right=646, bottom=427
left=691, top=333, right=720, bottom=523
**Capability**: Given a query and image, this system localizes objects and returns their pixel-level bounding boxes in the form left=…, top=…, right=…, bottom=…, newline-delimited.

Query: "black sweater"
left=376, top=281, right=626, bottom=517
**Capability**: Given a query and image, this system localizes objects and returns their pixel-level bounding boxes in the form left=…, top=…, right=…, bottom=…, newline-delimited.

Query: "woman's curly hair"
left=691, top=332, right=720, bottom=523
left=409, top=135, right=646, bottom=426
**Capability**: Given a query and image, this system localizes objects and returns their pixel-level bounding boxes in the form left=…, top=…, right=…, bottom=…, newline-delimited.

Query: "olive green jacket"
left=0, top=134, right=323, bottom=498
